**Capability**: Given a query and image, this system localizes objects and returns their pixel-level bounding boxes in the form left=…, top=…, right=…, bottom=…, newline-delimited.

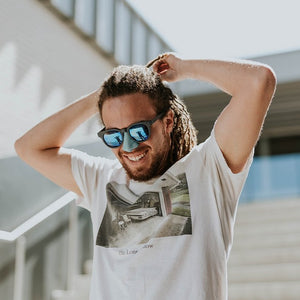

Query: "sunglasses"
left=97, top=112, right=166, bottom=148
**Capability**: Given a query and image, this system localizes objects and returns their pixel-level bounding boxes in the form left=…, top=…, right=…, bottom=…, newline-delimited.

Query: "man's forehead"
left=103, top=94, right=155, bottom=111
left=101, top=93, right=157, bottom=128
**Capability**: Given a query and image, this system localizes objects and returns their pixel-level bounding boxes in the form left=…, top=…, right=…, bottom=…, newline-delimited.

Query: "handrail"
left=0, top=191, right=77, bottom=242
left=0, top=191, right=79, bottom=300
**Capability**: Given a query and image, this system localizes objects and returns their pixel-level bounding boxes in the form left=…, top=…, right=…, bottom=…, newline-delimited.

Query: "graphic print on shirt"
left=96, top=171, right=192, bottom=248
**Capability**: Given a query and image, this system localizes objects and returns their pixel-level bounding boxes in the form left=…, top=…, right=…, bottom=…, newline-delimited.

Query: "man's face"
left=101, top=93, right=174, bottom=181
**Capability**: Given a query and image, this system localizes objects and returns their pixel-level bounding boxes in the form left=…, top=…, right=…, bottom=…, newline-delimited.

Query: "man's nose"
left=122, top=132, right=139, bottom=152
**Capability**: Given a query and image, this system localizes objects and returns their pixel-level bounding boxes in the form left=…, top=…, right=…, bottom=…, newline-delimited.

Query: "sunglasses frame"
left=97, top=111, right=166, bottom=148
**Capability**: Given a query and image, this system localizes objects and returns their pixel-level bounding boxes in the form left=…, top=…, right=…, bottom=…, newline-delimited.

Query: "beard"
left=124, top=149, right=170, bottom=181
left=119, top=131, right=171, bottom=182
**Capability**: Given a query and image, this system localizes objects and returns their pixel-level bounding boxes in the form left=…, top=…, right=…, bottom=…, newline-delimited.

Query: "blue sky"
left=127, top=0, right=300, bottom=59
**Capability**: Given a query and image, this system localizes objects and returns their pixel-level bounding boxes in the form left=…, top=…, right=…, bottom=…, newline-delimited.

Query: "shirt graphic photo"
left=96, top=172, right=192, bottom=248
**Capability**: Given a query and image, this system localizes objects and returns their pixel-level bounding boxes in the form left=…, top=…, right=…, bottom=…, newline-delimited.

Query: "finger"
left=146, top=56, right=160, bottom=68
left=159, top=72, right=174, bottom=83
left=146, top=53, right=169, bottom=69
left=157, top=62, right=169, bottom=74
left=152, top=56, right=170, bottom=73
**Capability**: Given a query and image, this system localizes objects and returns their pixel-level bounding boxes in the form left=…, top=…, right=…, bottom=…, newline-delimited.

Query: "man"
left=15, top=53, right=276, bottom=299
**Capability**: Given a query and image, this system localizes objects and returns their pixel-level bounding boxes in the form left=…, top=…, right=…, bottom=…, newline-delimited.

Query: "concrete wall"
left=0, top=0, right=115, bottom=159
left=0, top=0, right=115, bottom=299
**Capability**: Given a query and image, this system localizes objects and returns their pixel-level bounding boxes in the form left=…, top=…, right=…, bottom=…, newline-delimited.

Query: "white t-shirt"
left=71, top=130, right=253, bottom=300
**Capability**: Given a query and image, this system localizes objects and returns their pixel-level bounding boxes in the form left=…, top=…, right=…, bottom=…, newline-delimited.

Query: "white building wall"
left=0, top=1, right=115, bottom=299
left=0, top=0, right=115, bottom=159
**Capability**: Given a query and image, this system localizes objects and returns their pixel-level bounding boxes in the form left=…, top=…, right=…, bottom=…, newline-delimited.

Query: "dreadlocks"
left=169, top=96, right=198, bottom=164
left=97, top=65, right=198, bottom=164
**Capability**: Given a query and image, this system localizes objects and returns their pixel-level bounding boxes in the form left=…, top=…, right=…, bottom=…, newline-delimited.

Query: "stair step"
left=72, top=274, right=90, bottom=296
left=51, top=290, right=84, bottom=300
left=237, top=199, right=300, bottom=218
left=232, top=232, right=300, bottom=249
left=236, top=208, right=300, bottom=224
left=51, top=275, right=90, bottom=300
left=228, top=263, right=300, bottom=283
left=234, top=220, right=300, bottom=236
left=228, top=199, right=300, bottom=299
left=228, top=281, right=300, bottom=300
left=237, top=199, right=300, bottom=216
left=229, top=247, right=300, bottom=266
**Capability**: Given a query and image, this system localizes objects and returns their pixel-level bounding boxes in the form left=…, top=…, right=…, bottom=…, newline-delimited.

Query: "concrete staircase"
left=228, top=198, right=300, bottom=300
left=51, top=198, right=300, bottom=300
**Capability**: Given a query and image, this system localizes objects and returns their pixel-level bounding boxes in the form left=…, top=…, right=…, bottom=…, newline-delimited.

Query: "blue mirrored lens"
left=129, top=124, right=149, bottom=142
left=104, top=131, right=123, bottom=147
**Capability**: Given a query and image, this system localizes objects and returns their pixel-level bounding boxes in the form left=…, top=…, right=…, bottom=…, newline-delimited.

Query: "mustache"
left=118, top=145, right=149, bottom=156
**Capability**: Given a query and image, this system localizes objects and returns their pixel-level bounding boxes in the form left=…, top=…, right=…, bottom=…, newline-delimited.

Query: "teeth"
left=127, top=152, right=146, bottom=162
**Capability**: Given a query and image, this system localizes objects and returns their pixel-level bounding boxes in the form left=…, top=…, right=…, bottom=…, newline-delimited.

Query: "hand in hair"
left=148, top=53, right=186, bottom=83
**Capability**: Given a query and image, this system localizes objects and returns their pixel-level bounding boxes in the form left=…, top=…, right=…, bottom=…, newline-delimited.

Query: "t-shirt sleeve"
left=70, top=149, right=115, bottom=211
left=200, top=129, right=254, bottom=255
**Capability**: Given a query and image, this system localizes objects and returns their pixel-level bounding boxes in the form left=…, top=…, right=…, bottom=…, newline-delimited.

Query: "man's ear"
left=164, top=109, right=174, bottom=134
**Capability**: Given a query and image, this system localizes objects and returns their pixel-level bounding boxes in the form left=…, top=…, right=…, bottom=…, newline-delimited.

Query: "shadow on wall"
left=0, top=0, right=115, bottom=158
left=0, top=0, right=113, bottom=102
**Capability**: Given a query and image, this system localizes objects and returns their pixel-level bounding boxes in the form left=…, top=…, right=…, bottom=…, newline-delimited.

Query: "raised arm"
left=14, top=90, right=100, bottom=196
left=153, top=54, right=277, bottom=173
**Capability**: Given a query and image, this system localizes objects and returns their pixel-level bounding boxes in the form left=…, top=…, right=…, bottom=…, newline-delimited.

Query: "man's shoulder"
left=184, top=135, right=212, bottom=158
left=169, top=136, right=211, bottom=173
left=70, top=149, right=121, bottom=170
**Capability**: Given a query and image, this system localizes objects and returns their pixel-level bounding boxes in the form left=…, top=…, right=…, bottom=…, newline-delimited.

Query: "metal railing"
left=0, top=192, right=78, bottom=300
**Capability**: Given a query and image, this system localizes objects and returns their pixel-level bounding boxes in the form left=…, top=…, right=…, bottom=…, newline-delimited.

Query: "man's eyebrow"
left=103, top=120, right=139, bottom=131
left=104, top=116, right=155, bottom=131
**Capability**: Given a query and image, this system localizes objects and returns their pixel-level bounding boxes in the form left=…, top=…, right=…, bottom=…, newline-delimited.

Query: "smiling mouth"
left=124, top=150, right=147, bottom=162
